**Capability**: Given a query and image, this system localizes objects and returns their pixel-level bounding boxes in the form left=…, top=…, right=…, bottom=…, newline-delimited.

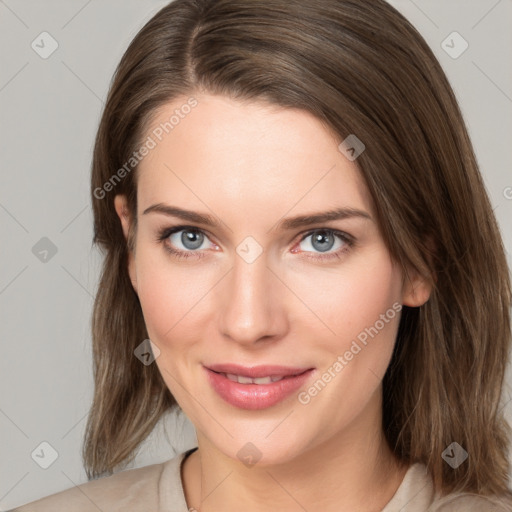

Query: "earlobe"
left=402, top=268, right=433, bottom=307
left=402, top=238, right=436, bottom=307
left=114, top=194, right=131, bottom=241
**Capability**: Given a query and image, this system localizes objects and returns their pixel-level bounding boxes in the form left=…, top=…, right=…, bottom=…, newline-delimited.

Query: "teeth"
left=223, top=373, right=285, bottom=384
left=253, top=376, right=272, bottom=384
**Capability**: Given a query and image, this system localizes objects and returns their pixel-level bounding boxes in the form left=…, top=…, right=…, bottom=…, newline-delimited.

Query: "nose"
left=217, top=252, right=288, bottom=347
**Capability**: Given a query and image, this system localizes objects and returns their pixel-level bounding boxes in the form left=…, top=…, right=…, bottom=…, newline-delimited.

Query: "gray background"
left=1, top=0, right=511, bottom=508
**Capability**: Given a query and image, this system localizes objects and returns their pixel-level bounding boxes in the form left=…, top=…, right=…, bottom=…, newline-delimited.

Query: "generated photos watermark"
left=297, top=302, right=402, bottom=405
left=93, top=97, right=198, bottom=200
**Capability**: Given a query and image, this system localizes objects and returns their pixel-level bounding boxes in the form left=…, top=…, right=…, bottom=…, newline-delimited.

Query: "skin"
left=114, top=93, right=431, bottom=512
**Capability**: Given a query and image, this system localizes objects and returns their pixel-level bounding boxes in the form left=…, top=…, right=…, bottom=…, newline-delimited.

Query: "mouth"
left=204, top=364, right=315, bottom=410
left=212, top=372, right=298, bottom=384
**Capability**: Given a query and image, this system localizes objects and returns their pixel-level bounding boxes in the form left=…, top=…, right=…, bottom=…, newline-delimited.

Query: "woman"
left=13, top=0, right=512, bottom=510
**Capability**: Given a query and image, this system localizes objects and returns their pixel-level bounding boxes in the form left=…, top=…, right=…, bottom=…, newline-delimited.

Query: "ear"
left=114, top=194, right=138, bottom=293
left=401, top=266, right=432, bottom=307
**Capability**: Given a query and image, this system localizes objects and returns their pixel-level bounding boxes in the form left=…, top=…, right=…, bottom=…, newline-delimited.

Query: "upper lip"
left=205, top=363, right=313, bottom=378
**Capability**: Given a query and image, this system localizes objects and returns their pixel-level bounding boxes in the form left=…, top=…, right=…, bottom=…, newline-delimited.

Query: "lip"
left=204, top=364, right=315, bottom=410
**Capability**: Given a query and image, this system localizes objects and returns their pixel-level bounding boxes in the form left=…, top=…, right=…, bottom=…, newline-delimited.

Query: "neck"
left=181, top=389, right=408, bottom=512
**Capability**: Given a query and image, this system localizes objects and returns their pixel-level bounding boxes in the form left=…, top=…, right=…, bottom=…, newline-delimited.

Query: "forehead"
left=136, top=94, right=374, bottom=221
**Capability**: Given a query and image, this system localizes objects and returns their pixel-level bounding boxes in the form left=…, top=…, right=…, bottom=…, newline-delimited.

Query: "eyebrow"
left=142, top=203, right=372, bottom=231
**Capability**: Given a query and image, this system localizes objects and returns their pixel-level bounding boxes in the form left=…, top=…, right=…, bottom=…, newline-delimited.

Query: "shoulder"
left=428, top=493, right=512, bottom=511
left=382, top=463, right=436, bottom=510
left=382, top=462, right=512, bottom=512
left=10, top=459, right=167, bottom=512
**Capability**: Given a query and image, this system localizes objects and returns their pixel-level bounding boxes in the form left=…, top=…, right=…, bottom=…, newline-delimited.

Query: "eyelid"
left=157, top=224, right=215, bottom=241
left=158, top=225, right=218, bottom=249
left=292, top=228, right=354, bottom=257
left=296, top=227, right=354, bottom=243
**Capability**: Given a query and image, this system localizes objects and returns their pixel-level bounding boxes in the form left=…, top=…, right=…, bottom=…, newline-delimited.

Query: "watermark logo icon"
left=441, top=32, right=468, bottom=59
left=237, top=442, right=262, bottom=468
left=236, top=236, right=263, bottom=264
left=31, top=441, right=59, bottom=469
left=32, top=237, right=58, bottom=263
left=31, top=31, right=59, bottom=59
left=338, top=134, right=366, bottom=161
left=134, top=338, right=161, bottom=365
left=442, top=441, right=468, bottom=468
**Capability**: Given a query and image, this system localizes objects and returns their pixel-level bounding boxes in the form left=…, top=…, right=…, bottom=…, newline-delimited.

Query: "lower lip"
left=204, top=367, right=315, bottom=410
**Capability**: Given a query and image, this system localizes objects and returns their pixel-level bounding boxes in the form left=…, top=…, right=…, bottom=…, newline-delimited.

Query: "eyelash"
left=155, top=225, right=355, bottom=262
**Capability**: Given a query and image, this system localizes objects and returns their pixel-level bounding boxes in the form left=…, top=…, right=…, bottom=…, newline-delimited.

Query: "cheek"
left=335, top=261, right=401, bottom=347
left=289, top=247, right=402, bottom=349
left=134, top=251, right=214, bottom=406
left=293, top=250, right=402, bottom=423
left=133, top=246, right=213, bottom=345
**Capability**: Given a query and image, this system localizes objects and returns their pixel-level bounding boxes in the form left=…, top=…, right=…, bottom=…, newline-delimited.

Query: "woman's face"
left=115, top=93, right=429, bottom=465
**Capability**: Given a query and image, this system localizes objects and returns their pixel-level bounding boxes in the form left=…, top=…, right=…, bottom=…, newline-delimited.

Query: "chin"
left=207, top=425, right=316, bottom=469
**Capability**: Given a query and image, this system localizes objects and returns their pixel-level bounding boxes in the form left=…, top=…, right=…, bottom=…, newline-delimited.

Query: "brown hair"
left=84, top=0, right=512, bottom=499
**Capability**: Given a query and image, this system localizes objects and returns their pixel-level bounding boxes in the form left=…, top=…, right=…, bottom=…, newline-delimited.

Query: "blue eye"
left=157, top=226, right=213, bottom=259
left=156, top=226, right=354, bottom=262
left=296, top=229, right=353, bottom=260
left=171, top=228, right=207, bottom=251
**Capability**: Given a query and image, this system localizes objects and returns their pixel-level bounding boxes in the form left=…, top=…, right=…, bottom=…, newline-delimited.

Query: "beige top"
left=11, top=447, right=510, bottom=511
